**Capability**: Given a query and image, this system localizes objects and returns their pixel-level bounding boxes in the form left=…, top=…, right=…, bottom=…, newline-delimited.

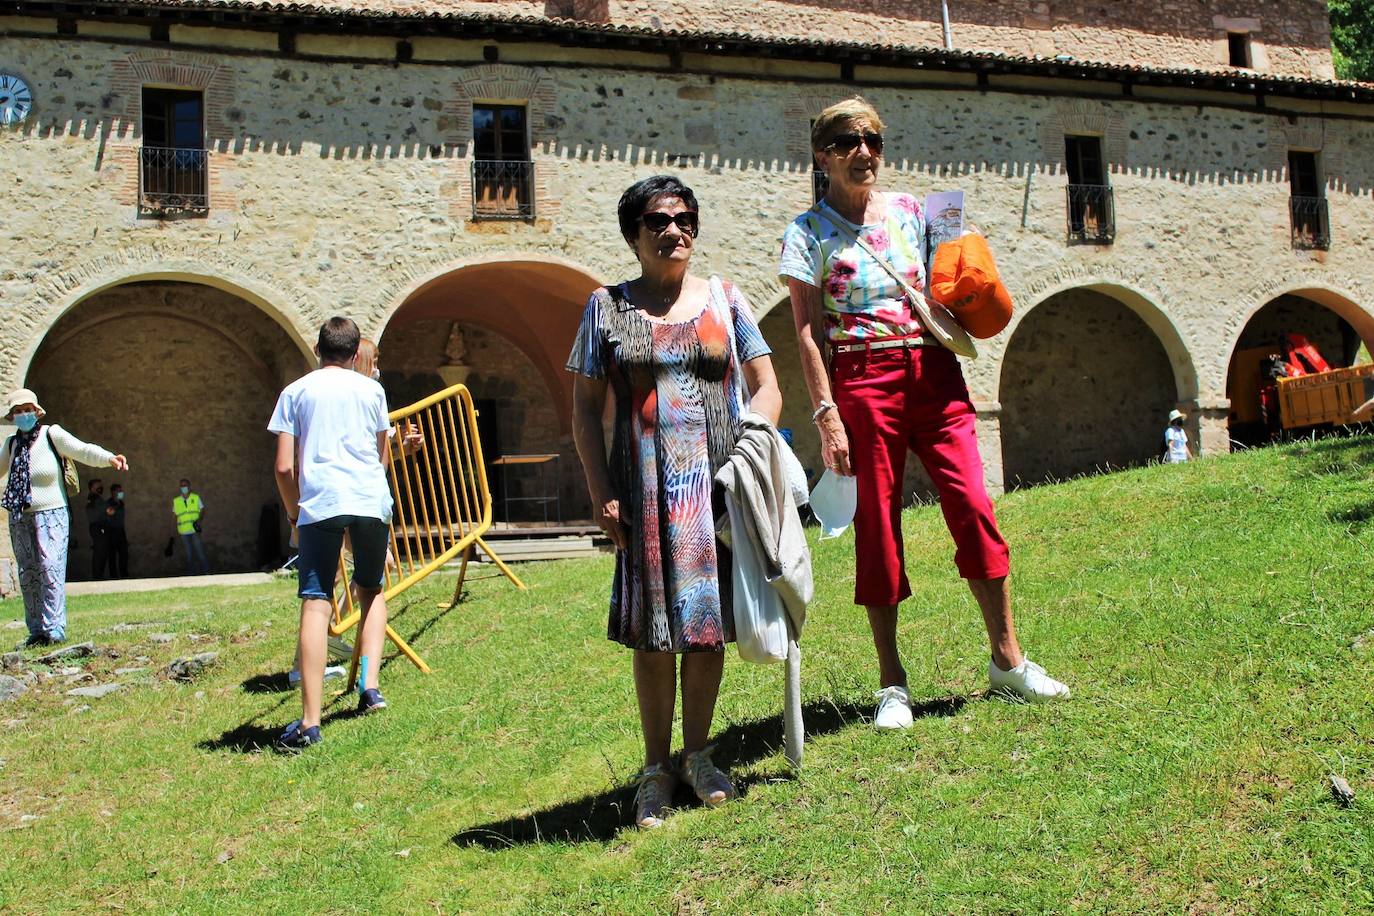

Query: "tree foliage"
left=1330, top=0, right=1374, bottom=81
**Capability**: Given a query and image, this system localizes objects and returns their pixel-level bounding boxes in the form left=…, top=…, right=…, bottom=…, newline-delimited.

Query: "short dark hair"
left=318, top=316, right=361, bottom=364
left=88, top=478, right=102, bottom=488
left=180, top=478, right=190, bottom=486
left=617, top=175, right=699, bottom=244
left=111, top=482, right=123, bottom=490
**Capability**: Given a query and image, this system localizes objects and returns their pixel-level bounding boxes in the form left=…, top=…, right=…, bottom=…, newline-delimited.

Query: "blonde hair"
left=355, top=337, right=378, bottom=378
left=810, top=96, right=886, bottom=154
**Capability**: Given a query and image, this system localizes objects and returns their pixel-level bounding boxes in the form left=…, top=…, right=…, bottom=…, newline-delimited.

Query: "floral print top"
left=778, top=192, right=928, bottom=343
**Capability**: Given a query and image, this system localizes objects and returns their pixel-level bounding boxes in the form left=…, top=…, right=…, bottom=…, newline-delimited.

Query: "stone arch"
left=997, top=282, right=1193, bottom=488
left=25, top=279, right=314, bottom=580
left=991, top=278, right=1199, bottom=404
left=11, top=255, right=315, bottom=389
left=377, top=256, right=601, bottom=522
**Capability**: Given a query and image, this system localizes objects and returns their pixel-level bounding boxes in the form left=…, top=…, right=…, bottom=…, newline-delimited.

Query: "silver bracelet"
left=811, top=400, right=836, bottom=424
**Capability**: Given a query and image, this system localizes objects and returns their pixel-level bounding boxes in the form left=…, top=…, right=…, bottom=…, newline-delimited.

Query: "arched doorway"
left=998, top=286, right=1189, bottom=488
left=378, top=260, right=600, bottom=524
left=26, top=280, right=311, bottom=579
left=1225, top=290, right=1373, bottom=444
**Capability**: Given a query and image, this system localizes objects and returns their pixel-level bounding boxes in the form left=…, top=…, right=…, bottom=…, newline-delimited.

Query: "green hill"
left=3, top=436, right=1373, bottom=913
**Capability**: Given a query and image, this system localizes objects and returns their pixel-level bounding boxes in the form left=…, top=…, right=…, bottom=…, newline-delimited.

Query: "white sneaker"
left=288, top=666, right=347, bottom=689
left=989, top=658, right=1070, bottom=703
left=873, top=684, right=914, bottom=730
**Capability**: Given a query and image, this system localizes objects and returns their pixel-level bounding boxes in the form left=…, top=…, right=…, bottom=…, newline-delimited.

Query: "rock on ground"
left=36, top=642, right=94, bottom=664
left=0, top=675, right=29, bottom=702
left=66, top=683, right=122, bottom=699
left=164, top=652, right=220, bottom=681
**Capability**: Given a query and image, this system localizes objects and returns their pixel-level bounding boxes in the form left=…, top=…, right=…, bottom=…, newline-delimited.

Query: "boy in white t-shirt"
left=268, top=317, right=394, bottom=751
left=1164, top=409, right=1191, bottom=464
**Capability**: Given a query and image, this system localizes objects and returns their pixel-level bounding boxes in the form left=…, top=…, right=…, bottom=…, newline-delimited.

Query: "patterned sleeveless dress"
left=566, top=276, right=770, bottom=653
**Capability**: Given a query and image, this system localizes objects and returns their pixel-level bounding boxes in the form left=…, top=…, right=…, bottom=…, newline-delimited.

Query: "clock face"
left=0, top=74, right=33, bottom=126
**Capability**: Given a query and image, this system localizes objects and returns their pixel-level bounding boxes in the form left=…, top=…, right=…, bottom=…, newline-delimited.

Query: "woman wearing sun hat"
left=1, top=388, right=128, bottom=647
left=779, top=97, right=1069, bottom=730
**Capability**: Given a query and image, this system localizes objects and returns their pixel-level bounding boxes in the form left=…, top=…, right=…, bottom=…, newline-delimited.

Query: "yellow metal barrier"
left=328, top=383, right=526, bottom=677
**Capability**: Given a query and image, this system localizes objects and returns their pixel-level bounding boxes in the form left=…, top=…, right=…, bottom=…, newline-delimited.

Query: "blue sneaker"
left=357, top=688, right=387, bottom=714
left=275, top=720, right=321, bottom=753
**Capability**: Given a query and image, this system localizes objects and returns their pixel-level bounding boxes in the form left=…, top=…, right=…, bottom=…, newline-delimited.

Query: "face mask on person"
left=115, top=492, right=124, bottom=502
left=180, top=486, right=190, bottom=496
left=370, top=368, right=381, bottom=381
left=12, top=412, right=37, bottom=432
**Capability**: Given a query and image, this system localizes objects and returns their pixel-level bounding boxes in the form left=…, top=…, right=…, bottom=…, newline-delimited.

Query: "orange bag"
left=928, top=234, right=1014, bottom=339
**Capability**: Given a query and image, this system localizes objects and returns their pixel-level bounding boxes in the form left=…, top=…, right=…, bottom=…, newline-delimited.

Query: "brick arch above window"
left=1037, top=100, right=1128, bottom=175
left=1265, top=121, right=1344, bottom=184
left=783, top=94, right=838, bottom=162
left=444, top=64, right=558, bottom=153
left=111, top=50, right=238, bottom=144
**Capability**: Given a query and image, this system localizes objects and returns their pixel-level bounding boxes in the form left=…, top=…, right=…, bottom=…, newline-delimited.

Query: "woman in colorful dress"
left=2, top=388, right=128, bottom=647
left=569, top=175, right=781, bottom=828
left=779, top=98, right=1069, bottom=729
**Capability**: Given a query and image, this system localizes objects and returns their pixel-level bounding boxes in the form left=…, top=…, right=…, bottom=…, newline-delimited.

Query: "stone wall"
left=22, top=282, right=310, bottom=578
left=999, top=289, right=1178, bottom=486
left=1, top=25, right=1372, bottom=577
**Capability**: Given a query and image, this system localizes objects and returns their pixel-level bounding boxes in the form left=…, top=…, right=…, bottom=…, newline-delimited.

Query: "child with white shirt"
left=268, top=317, right=394, bottom=751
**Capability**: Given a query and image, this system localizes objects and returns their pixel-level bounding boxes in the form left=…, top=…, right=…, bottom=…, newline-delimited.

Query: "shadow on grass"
left=451, top=694, right=966, bottom=848
left=240, top=672, right=292, bottom=694
left=1330, top=502, right=1374, bottom=530
left=197, top=691, right=371, bottom=754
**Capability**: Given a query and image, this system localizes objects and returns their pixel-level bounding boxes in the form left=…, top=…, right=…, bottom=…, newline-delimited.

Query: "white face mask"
left=809, top=470, right=857, bottom=539
left=370, top=368, right=381, bottom=381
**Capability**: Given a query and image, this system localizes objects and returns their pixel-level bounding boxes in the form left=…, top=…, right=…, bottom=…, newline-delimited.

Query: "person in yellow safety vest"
left=172, top=477, right=210, bottom=575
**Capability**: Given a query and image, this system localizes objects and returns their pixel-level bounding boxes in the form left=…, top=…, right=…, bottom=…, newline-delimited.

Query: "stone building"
left=1, top=0, right=1371, bottom=585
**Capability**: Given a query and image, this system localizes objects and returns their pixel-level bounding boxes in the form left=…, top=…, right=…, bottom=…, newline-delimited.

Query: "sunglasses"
left=826, top=131, right=884, bottom=155
left=639, top=211, right=700, bottom=237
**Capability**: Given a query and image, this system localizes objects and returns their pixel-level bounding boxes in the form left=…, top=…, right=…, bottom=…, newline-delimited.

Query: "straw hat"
left=1167, top=409, right=1186, bottom=423
left=4, top=388, right=45, bottom=420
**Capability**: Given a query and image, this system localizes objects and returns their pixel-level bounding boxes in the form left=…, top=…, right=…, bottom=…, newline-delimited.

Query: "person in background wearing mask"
left=172, top=477, right=210, bottom=575
left=104, top=483, right=129, bottom=578
left=84, top=478, right=108, bottom=580
left=2, top=388, right=128, bottom=647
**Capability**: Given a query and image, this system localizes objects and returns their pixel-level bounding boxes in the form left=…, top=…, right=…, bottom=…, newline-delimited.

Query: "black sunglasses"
left=640, top=211, right=700, bottom=237
left=826, top=131, right=884, bottom=155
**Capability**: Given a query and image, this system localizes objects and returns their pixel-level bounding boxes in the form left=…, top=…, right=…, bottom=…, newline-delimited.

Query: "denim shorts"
left=295, top=515, right=389, bottom=600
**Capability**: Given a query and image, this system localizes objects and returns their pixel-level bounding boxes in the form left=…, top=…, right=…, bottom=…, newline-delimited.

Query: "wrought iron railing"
left=812, top=169, right=829, bottom=203
left=472, top=159, right=535, bottom=220
left=139, top=146, right=208, bottom=214
left=1289, top=196, right=1330, bottom=250
left=1066, top=183, right=1114, bottom=244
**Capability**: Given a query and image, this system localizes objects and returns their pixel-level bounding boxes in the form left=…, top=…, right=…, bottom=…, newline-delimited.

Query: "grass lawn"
left=2, top=436, right=1373, bottom=913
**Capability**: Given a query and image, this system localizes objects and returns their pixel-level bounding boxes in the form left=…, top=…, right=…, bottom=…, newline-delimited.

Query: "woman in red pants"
left=779, top=98, right=1069, bottom=728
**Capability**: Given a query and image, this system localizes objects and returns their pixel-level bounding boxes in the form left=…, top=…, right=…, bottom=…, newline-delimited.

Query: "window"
left=140, top=88, right=207, bottom=215
left=1288, top=150, right=1329, bottom=249
left=471, top=103, right=533, bottom=220
left=1063, top=135, right=1114, bottom=244
left=1227, top=31, right=1251, bottom=68
left=809, top=118, right=828, bottom=203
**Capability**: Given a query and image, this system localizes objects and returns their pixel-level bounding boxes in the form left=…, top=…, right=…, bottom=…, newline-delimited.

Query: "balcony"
left=1289, top=196, right=1330, bottom=250
left=139, top=146, right=208, bottom=215
left=1066, top=184, right=1114, bottom=244
left=472, top=159, right=534, bottom=221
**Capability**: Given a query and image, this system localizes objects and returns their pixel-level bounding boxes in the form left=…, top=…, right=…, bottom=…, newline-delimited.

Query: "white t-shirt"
left=1164, top=426, right=1189, bottom=464
left=268, top=367, right=393, bottom=525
